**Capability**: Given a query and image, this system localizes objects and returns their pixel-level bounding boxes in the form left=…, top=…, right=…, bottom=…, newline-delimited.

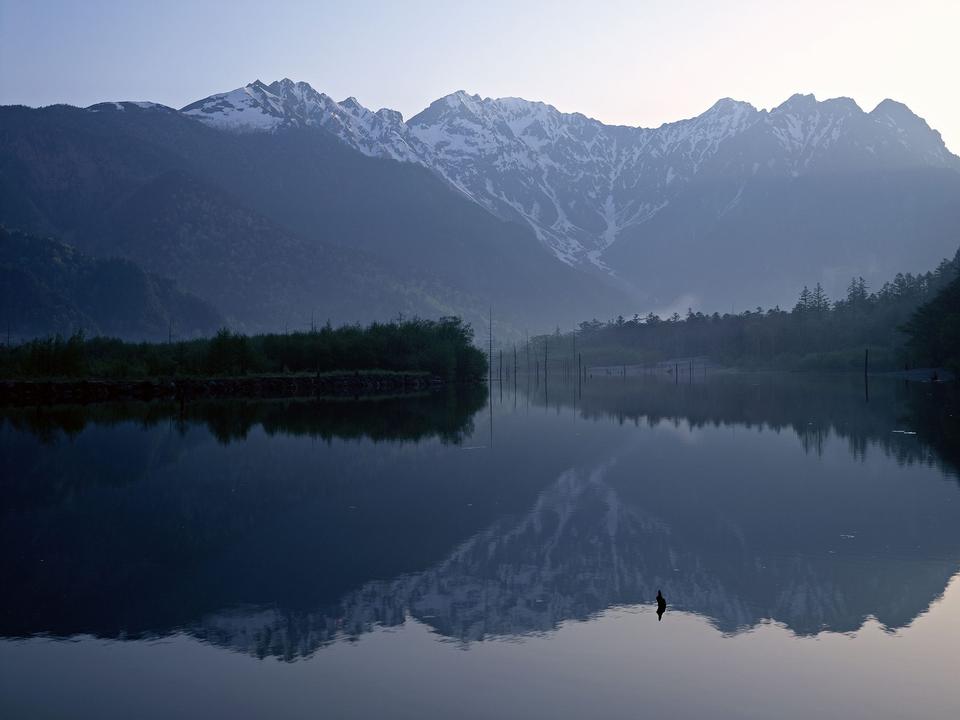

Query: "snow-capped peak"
left=87, top=100, right=174, bottom=113
left=180, top=80, right=288, bottom=131
left=179, top=79, right=426, bottom=161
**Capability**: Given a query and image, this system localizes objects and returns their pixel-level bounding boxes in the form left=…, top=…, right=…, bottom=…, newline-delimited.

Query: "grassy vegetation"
left=0, top=317, right=487, bottom=382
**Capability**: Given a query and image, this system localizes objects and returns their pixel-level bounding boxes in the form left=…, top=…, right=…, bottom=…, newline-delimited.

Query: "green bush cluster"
left=0, top=317, right=487, bottom=382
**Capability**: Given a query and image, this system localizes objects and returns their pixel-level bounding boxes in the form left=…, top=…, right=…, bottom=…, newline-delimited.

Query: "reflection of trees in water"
left=0, top=388, right=487, bottom=514
left=0, top=386, right=487, bottom=447
left=902, top=383, right=960, bottom=476
left=529, top=373, right=960, bottom=477
left=194, top=389, right=486, bottom=445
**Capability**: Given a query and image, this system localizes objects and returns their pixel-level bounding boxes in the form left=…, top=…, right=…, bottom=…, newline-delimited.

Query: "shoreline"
left=0, top=372, right=453, bottom=406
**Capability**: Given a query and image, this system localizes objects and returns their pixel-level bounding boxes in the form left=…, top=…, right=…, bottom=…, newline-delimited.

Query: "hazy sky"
left=2, top=0, right=958, bottom=151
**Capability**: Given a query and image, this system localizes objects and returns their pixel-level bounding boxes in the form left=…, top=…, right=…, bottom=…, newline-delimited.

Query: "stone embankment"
left=0, top=373, right=442, bottom=405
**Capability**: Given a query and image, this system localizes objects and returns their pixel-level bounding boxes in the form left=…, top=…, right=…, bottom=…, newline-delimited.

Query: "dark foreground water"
left=2, top=373, right=959, bottom=719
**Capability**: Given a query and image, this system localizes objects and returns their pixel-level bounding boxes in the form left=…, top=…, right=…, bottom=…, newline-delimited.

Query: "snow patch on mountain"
left=87, top=100, right=174, bottom=113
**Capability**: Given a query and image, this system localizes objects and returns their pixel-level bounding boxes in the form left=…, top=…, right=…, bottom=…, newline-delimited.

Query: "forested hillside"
left=0, top=226, right=221, bottom=341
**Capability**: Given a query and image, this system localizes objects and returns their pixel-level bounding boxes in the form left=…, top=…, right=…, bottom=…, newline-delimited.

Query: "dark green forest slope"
left=0, top=227, right=221, bottom=341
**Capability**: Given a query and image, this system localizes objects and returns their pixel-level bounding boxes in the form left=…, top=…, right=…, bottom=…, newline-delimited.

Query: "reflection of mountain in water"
left=192, top=451, right=960, bottom=660
left=2, top=374, right=959, bottom=662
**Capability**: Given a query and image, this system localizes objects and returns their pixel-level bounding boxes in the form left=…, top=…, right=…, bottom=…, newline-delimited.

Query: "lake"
left=1, top=373, right=959, bottom=719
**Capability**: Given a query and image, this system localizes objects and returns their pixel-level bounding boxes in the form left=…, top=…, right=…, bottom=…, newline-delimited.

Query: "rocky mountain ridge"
left=180, top=80, right=960, bottom=270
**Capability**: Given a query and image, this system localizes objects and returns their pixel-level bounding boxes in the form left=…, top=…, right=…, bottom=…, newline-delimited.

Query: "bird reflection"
left=656, top=589, right=667, bottom=621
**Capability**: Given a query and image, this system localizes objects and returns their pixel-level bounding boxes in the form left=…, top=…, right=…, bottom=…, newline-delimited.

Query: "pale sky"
left=1, top=0, right=958, bottom=152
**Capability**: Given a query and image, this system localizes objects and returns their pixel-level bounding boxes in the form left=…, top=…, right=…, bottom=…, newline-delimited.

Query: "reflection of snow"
left=192, top=451, right=960, bottom=662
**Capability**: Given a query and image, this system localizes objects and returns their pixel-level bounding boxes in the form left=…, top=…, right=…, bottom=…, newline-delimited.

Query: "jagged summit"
left=704, top=97, right=758, bottom=115
left=872, top=97, right=912, bottom=115
left=774, top=92, right=818, bottom=111
left=448, top=89, right=480, bottom=102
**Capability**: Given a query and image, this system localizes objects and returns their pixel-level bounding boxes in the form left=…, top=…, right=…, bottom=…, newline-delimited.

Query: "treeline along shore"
left=0, top=318, right=488, bottom=405
left=542, top=249, right=960, bottom=374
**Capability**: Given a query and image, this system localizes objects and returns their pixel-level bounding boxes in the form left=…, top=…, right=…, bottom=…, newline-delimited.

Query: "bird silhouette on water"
left=656, top=589, right=667, bottom=621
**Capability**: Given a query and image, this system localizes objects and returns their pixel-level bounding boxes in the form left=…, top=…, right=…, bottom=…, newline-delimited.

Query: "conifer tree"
left=812, top=283, right=829, bottom=312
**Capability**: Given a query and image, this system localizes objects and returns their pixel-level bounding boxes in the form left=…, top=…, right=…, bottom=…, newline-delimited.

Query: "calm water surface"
left=1, top=373, right=959, bottom=719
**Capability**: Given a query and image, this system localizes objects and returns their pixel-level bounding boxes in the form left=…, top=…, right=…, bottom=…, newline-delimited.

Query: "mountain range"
left=2, top=79, right=959, bottom=338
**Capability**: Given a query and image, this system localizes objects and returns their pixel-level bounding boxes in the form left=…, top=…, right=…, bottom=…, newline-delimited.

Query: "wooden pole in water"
left=544, top=336, right=548, bottom=386
left=572, top=330, right=576, bottom=383
left=499, top=350, right=502, bottom=382
left=526, top=331, right=530, bottom=375
left=488, top=307, right=493, bottom=385
left=864, top=348, right=870, bottom=403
